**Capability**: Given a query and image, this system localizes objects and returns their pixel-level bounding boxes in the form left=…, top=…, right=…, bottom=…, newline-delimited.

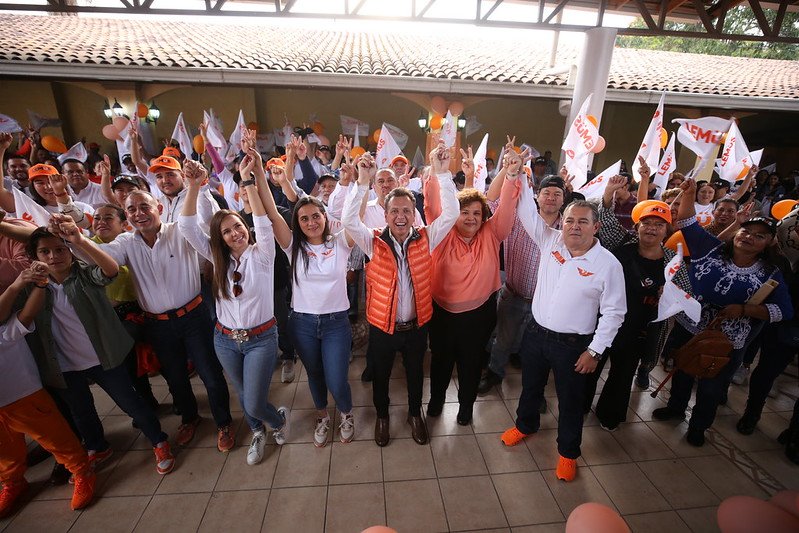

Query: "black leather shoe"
left=477, top=369, right=502, bottom=395
left=686, top=426, right=705, bottom=447
left=736, top=412, right=759, bottom=435
left=374, top=417, right=390, bottom=447
left=427, top=396, right=445, bottom=417
left=361, top=365, right=374, bottom=383
left=49, top=463, right=70, bottom=486
left=456, top=405, right=473, bottom=426
left=652, top=407, right=684, bottom=421
left=407, top=416, right=429, bottom=445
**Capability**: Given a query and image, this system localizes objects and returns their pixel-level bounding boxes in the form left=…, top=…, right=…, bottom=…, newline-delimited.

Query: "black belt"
left=531, top=319, right=592, bottom=346
left=394, top=320, right=418, bottom=332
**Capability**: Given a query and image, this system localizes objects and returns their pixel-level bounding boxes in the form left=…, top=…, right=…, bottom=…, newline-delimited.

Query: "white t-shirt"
left=50, top=283, right=102, bottom=372
left=288, top=231, right=352, bottom=314
left=695, top=202, right=714, bottom=226
left=0, top=315, right=42, bottom=407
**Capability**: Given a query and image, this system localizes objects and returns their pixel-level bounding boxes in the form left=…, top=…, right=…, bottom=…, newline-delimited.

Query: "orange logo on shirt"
left=551, top=251, right=566, bottom=264
left=577, top=267, right=594, bottom=277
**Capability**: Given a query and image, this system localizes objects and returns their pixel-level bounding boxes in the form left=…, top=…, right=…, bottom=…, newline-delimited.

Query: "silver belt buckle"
left=230, top=329, right=249, bottom=342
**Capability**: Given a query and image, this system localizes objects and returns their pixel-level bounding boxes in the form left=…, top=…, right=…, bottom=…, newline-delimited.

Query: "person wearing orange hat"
left=583, top=172, right=692, bottom=431
left=146, top=155, right=219, bottom=226
left=389, top=155, right=409, bottom=178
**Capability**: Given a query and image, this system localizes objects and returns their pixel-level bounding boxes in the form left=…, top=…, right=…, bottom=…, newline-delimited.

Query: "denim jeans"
left=488, top=285, right=532, bottom=378
left=213, top=325, right=284, bottom=431
left=145, top=304, right=232, bottom=428
left=57, top=363, right=167, bottom=451
left=289, top=310, right=353, bottom=413
left=515, top=320, right=592, bottom=460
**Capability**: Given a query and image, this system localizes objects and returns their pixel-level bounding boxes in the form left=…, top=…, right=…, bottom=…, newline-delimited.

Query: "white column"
left=560, top=27, right=617, bottom=168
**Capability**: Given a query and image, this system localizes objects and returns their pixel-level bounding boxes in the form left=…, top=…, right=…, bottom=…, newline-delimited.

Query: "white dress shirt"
left=517, top=183, right=627, bottom=354
left=0, top=315, right=42, bottom=407
left=71, top=181, right=106, bottom=207
left=160, top=187, right=218, bottom=227
left=178, top=214, right=275, bottom=329
left=98, top=221, right=202, bottom=314
left=341, top=173, right=459, bottom=323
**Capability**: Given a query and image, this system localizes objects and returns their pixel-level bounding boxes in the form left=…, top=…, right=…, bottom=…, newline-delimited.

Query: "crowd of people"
left=0, top=120, right=798, bottom=517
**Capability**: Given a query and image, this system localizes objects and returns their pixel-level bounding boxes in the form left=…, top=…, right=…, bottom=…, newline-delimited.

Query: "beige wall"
left=0, top=80, right=65, bottom=145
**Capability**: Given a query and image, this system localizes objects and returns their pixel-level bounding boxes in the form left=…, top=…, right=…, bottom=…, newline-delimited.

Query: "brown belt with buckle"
left=143, top=295, right=203, bottom=321
left=216, top=318, right=277, bottom=342
left=394, top=320, right=418, bottom=332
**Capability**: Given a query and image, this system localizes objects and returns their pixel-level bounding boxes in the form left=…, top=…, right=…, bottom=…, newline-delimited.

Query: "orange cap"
left=632, top=200, right=672, bottom=224
left=390, top=155, right=409, bottom=166
left=148, top=156, right=182, bottom=173
left=266, top=157, right=285, bottom=171
left=28, top=163, right=59, bottom=180
left=162, top=146, right=182, bottom=158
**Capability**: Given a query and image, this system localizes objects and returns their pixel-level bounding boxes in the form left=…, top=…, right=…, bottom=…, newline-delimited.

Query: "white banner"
left=654, top=243, right=701, bottom=324
left=653, top=133, right=677, bottom=193
left=382, top=122, right=408, bottom=150
left=578, top=160, right=622, bottom=200
left=340, top=115, right=370, bottom=137
left=673, top=116, right=731, bottom=161
left=12, top=187, right=51, bottom=226
left=57, top=142, right=88, bottom=165
left=473, top=133, right=490, bottom=193
left=632, top=93, right=664, bottom=182
left=0, top=113, right=22, bottom=134
left=440, top=111, right=457, bottom=149
left=561, top=94, right=598, bottom=190
left=718, top=121, right=752, bottom=184
left=465, top=115, right=482, bottom=137
left=203, top=110, right=227, bottom=150
left=228, top=110, right=246, bottom=155
left=171, top=112, right=194, bottom=158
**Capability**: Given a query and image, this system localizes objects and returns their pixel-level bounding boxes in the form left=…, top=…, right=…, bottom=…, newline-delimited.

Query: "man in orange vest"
left=342, top=144, right=459, bottom=446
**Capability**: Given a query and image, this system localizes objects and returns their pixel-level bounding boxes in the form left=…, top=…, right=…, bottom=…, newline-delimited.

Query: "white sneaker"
left=731, top=365, right=750, bottom=385
left=314, top=415, right=330, bottom=448
left=281, top=360, right=296, bottom=383
left=247, top=429, right=266, bottom=466
left=273, top=407, right=290, bottom=445
left=339, top=412, right=355, bottom=443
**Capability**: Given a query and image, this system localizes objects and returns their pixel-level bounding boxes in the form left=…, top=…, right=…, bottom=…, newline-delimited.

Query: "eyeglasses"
left=232, top=269, right=243, bottom=297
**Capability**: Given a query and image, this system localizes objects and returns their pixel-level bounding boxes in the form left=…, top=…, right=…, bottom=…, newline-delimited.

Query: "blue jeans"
left=57, top=363, right=167, bottom=451
left=145, top=304, right=232, bottom=428
left=488, top=285, right=532, bottom=378
left=214, top=325, right=284, bottom=431
left=515, top=320, right=592, bottom=460
left=288, top=310, right=353, bottom=413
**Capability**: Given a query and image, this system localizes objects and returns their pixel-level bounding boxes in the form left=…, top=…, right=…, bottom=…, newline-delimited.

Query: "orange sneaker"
left=0, top=479, right=28, bottom=518
left=501, top=427, right=529, bottom=447
left=154, top=441, right=175, bottom=475
left=217, top=426, right=235, bottom=452
left=175, top=417, right=202, bottom=446
left=71, top=471, right=96, bottom=510
left=556, top=455, right=577, bottom=482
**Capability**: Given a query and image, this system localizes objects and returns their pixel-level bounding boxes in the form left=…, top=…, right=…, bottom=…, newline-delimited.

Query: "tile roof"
left=0, top=13, right=797, bottom=100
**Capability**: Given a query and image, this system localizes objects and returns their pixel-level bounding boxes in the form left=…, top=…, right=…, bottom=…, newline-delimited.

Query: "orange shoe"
left=217, top=426, right=235, bottom=453
left=501, top=427, right=529, bottom=447
left=71, top=471, right=96, bottom=510
left=0, top=479, right=28, bottom=518
left=556, top=455, right=577, bottom=482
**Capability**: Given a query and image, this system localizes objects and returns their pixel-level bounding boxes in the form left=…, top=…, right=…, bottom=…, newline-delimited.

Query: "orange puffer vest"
left=365, top=227, right=433, bottom=334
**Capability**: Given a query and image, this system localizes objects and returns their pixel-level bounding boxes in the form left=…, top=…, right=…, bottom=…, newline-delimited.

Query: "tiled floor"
left=1, top=323, right=797, bottom=533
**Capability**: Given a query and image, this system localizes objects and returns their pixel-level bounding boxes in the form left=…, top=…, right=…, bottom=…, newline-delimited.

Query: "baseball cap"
left=390, top=155, right=409, bottom=166
left=539, top=175, right=565, bottom=192
left=632, top=200, right=672, bottom=224
left=318, top=173, right=338, bottom=184
left=265, top=157, right=285, bottom=171
left=534, top=157, right=547, bottom=165
left=162, top=146, right=182, bottom=158
left=28, top=163, right=59, bottom=180
left=111, top=174, right=141, bottom=190
left=740, top=217, right=777, bottom=236
left=148, top=156, right=181, bottom=173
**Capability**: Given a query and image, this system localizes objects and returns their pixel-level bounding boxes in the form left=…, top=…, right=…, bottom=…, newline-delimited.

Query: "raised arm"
left=52, top=214, right=119, bottom=278
left=485, top=172, right=521, bottom=242
left=200, top=123, right=225, bottom=175
left=177, top=160, right=213, bottom=261
left=48, top=173, right=90, bottom=229
left=598, top=175, right=633, bottom=251
left=426, top=141, right=460, bottom=250
left=422, top=169, right=442, bottom=224
left=342, top=154, right=376, bottom=257
left=729, top=165, right=757, bottom=202
left=461, top=146, right=475, bottom=190
left=0, top=133, right=17, bottom=213
left=97, top=155, right=117, bottom=206
left=127, top=121, right=150, bottom=177
left=0, top=262, right=48, bottom=324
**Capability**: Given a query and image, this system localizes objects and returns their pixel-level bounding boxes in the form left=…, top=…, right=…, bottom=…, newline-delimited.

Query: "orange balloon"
left=770, top=491, right=799, bottom=519
left=430, top=95, right=447, bottom=115
left=193, top=134, right=205, bottom=154
left=247, top=121, right=259, bottom=133
left=660, top=128, right=669, bottom=148
left=312, top=121, right=324, bottom=135
left=586, top=115, right=599, bottom=128
left=429, top=115, right=444, bottom=131
left=512, top=146, right=522, bottom=154
left=448, top=101, right=464, bottom=116
left=136, top=103, right=149, bottom=119
left=772, top=199, right=799, bottom=220
left=41, top=135, right=68, bottom=153
left=361, top=527, right=397, bottom=533
left=591, top=136, right=606, bottom=154
left=372, top=129, right=381, bottom=143
left=350, top=146, right=366, bottom=158
left=718, top=495, right=799, bottom=533
left=566, top=503, right=630, bottom=533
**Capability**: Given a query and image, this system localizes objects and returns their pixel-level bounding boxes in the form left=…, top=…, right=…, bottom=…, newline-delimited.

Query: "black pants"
left=117, top=304, right=158, bottom=408
left=369, top=324, right=428, bottom=418
left=745, top=322, right=799, bottom=419
left=429, top=294, right=497, bottom=415
left=274, top=285, right=296, bottom=362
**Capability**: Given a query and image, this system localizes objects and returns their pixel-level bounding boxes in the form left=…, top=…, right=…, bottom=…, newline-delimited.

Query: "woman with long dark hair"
left=178, top=142, right=289, bottom=466
left=270, top=160, right=359, bottom=447
left=652, top=178, right=793, bottom=447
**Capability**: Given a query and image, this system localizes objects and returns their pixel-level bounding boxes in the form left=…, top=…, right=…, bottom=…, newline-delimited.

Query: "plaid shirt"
left=489, top=198, right=561, bottom=299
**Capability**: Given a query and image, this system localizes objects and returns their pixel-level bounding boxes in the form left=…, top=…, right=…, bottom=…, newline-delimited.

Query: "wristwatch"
left=587, top=348, right=602, bottom=361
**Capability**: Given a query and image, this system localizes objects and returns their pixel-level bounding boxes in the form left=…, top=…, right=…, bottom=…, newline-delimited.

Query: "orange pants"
left=0, top=389, right=89, bottom=483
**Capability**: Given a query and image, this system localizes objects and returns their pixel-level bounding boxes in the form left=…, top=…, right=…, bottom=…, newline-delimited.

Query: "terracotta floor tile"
left=385, top=479, right=448, bottom=533
left=325, top=482, right=385, bottom=533
left=382, top=437, right=436, bottom=481
left=263, top=486, right=326, bottom=532
left=329, top=440, right=383, bottom=484
left=439, top=475, right=508, bottom=531
left=198, top=489, right=269, bottom=532
left=271, top=443, right=331, bottom=488
left=431, top=434, right=489, bottom=478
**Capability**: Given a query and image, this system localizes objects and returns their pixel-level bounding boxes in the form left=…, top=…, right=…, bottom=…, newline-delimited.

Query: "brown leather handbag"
left=672, top=318, right=733, bottom=379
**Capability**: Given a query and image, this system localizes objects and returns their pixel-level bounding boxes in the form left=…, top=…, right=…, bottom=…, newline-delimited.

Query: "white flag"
left=749, top=148, right=764, bottom=168
left=561, top=94, right=598, bottom=190
left=0, top=114, right=22, bottom=134
left=653, top=133, right=677, bottom=193
left=578, top=160, right=622, bottom=200
left=171, top=112, right=194, bottom=158
left=411, top=146, right=424, bottom=169
left=353, top=125, right=361, bottom=148
left=472, top=134, right=490, bottom=193
left=340, top=115, right=370, bottom=137
left=673, top=116, right=731, bottom=161
left=718, top=122, right=752, bottom=184
left=115, top=121, right=133, bottom=169
left=57, top=142, right=88, bottom=165
left=632, top=93, right=664, bottom=182
left=203, top=110, right=226, bottom=150
left=440, top=110, right=457, bottom=149
left=27, top=109, right=61, bottom=129
left=382, top=123, right=408, bottom=150
left=654, top=243, right=701, bottom=324
left=465, top=115, right=482, bottom=137
left=12, top=187, right=51, bottom=226
left=228, top=110, right=247, bottom=155
left=375, top=124, right=402, bottom=169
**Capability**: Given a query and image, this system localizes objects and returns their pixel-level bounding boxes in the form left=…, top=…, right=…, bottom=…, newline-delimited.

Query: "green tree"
left=616, top=5, right=799, bottom=60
